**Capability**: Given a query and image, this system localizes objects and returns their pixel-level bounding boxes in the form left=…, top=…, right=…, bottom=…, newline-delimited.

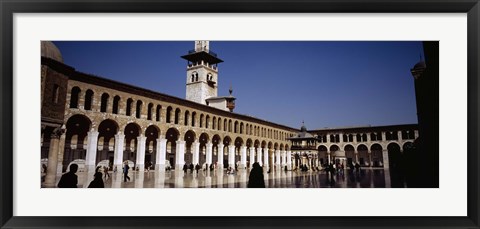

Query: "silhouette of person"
left=123, top=161, right=130, bottom=182
left=58, top=164, right=78, bottom=188
left=189, top=163, right=194, bottom=173
left=103, top=166, right=110, bottom=179
left=210, top=163, right=214, bottom=171
left=248, top=162, right=265, bottom=188
left=183, top=164, right=188, bottom=173
left=195, top=163, right=200, bottom=173
left=88, top=172, right=105, bottom=188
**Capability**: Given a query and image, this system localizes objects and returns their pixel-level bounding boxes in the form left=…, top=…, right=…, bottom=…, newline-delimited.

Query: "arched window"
left=52, top=84, right=59, bottom=104
left=218, top=118, right=222, bottom=131
left=166, top=106, right=172, bottom=123
left=228, top=120, right=232, bottom=132
left=100, top=93, right=109, bottom=112
left=147, top=103, right=153, bottom=120
left=84, top=89, right=93, bottom=110
left=184, top=111, right=190, bottom=126
left=156, top=105, right=161, bottom=121
left=191, top=112, right=196, bottom=126
left=112, top=96, right=120, bottom=114
left=69, top=87, right=80, bottom=108
left=240, top=122, right=244, bottom=134
left=200, top=114, right=204, bottom=128
left=212, top=117, right=216, bottom=129
left=234, top=121, right=238, bottom=133
left=224, top=119, right=227, bottom=131
left=136, top=100, right=142, bottom=118
left=126, top=98, right=133, bottom=116
left=175, top=108, right=180, bottom=124
left=206, top=115, right=210, bottom=128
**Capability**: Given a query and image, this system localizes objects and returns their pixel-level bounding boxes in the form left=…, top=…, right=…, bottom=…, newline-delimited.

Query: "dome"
left=41, top=41, right=63, bottom=63
left=413, top=60, right=426, bottom=69
left=300, top=125, right=307, bottom=132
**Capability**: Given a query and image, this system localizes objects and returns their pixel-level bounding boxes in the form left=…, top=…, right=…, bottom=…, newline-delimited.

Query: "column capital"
left=176, top=140, right=186, bottom=144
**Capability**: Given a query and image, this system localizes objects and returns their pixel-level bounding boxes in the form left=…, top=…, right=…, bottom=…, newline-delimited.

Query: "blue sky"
left=53, top=41, right=422, bottom=130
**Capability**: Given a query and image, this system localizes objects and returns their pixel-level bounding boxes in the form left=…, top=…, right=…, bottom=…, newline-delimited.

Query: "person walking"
left=103, top=166, right=110, bottom=179
left=183, top=164, right=188, bottom=173
left=248, top=162, right=265, bottom=188
left=195, top=164, right=200, bottom=173
left=88, top=172, right=105, bottom=188
left=58, top=164, right=79, bottom=188
left=123, top=161, right=130, bottom=182
left=189, top=163, right=194, bottom=173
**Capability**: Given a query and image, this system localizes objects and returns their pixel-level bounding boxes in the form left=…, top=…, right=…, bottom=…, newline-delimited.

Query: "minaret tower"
left=181, top=41, right=223, bottom=105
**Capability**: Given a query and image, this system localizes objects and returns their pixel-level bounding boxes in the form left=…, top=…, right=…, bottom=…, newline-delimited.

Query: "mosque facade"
left=40, top=41, right=418, bottom=187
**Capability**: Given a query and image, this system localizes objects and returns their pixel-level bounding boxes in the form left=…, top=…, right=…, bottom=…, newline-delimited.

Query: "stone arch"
left=84, top=89, right=93, bottom=111
left=357, top=144, right=369, bottom=166
left=240, top=122, right=244, bottom=134
left=124, top=122, right=141, bottom=163
left=234, top=137, right=244, bottom=163
left=166, top=106, right=173, bottom=123
left=317, top=145, right=328, bottom=166
left=184, top=130, right=196, bottom=165
left=63, top=114, right=91, bottom=171
left=145, top=125, right=160, bottom=165
left=191, top=111, right=196, bottom=127
left=155, top=105, right=161, bottom=122
left=403, top=141, right=414, bottom=151
left=228, top=119, right=232, bottom=132
left=212, top=134, right=221, bottom=163
left=206, top=115, right=210, bottom=129
left=135, top=100, right=143, bottom=119
left=212, top=116, right=216, bottom=130
left=174, top=108, right=181, bottom=124
left=273, top=142, right=279, bottom=150
left=112, top=95, right=120, bottom=114
left=165, top=127, right=180, bottom=168
left=387, top=142, right=402, bottom=170
left=199, top=133, right=210, bottom=165
left=261, top=140, right=267, bottom=148
left=370, top=143, right=383, bottom=167
left=279, top=143, right=284, bottom=151
left=184, top=110, right=190, bottom=126
left=147, top=103, right=154, bottom=120
left=234, top=121, right=239, bottom=133
left=126, top=98, right=134, bottom=116
left=217, top=118, right=222, bottom=131
left=100, top=93, right=109, bottom=113
left=344, top=144, right=355, bottom=165
left=96, top=119, right=119, bottom=166
left=254, top=139, right=260, bottom=148
left=200, top=114, right=204, bottom=128
left=69, top=86, right=81, bottom=108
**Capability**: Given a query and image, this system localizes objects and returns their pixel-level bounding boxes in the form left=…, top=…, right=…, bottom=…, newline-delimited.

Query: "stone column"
left=240, top=146, right=247, bottom=169
left=275, top=150, right=281, bottom=170
left=327, top=152, right=331, bottom=164
left=217, top=143, right=224, bottom=169
left=368, top=152, right=373, bottom=167
left=382, top=149, right=389, bottom=168
left=156, top=137, right=167, bottom=170
left=287, top=150, right=292, bottom=170
left=175, top=140, right=186, bottom=170
left=281, top=150, right=286, bottom=168
left=228, top=145, right=235, bottom=169
left=193, top=141, right=200, bottom=165
left=56, top=133, right=66, bottom=174
left=113, top=133, right=125, bottom=171
left=249, top=147, right=255, bottom=168
left=44, top=127, right=65, bottom=187
left=206, top=142, right=213, bottom=165
left=256, top=147, right=263, bottom=166
left=263, top=148, right=269, bottom=170
left=135, top=135, right=146, bottom=172
left=85, top=130, right=99, bottom=169
left=355, top=152, right=359, bottom=164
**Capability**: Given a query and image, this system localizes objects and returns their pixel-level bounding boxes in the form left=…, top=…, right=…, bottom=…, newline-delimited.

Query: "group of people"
left=57, top=163, right=106, bottom=188
left=182, top=163, right=202, bottom=174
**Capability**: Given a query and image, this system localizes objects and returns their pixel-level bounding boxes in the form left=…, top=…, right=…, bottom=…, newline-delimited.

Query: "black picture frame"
left=1, top=1, right=479, bottom=228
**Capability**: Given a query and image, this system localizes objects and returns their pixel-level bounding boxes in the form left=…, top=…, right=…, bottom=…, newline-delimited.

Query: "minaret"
left=181, top=41, right=223, bottom=105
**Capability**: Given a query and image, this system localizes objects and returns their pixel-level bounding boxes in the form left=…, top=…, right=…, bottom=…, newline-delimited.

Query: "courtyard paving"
left=43, top=168, right=406, bottom=188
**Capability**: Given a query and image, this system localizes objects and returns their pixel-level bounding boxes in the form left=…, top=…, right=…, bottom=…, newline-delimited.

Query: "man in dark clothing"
left=189, top=163, right=194, bottom=173
left=123, top=162, right=130, bottom=182
left=195, top=164, right=200, bottom=173
left=248, top=162, right=265, bottom=188
left=58, top=164, right=78, bottom=188
left=183, top=164, right=188, bottom=173
left=88, top=172, right=105, bottom=188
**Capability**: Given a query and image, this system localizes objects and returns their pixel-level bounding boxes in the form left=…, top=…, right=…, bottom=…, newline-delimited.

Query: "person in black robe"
left=88, top=172, right=105, bottom=188
left=248, top=162, right=265, bottom=188
left=57, top=164, right=78, bottom=188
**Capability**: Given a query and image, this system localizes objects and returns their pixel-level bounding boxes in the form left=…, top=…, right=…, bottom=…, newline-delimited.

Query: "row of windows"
left=316, top=130, right=416, bottom=143
left=68, top=86, right=292, bottom=141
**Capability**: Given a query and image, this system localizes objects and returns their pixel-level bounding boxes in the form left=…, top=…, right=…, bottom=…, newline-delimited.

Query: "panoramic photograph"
left=40, top=40, right=438, bottom=188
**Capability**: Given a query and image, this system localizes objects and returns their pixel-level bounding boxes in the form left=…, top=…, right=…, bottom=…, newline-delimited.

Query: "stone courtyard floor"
left=43, top=168, right=407, bottom=188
